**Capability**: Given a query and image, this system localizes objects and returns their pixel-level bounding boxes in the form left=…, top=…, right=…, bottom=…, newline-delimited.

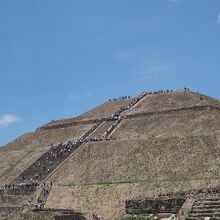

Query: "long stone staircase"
left=7, top=123, right=102, bottom=194
left=106, top=119, right=122, bottom=138
left=32, top=96, right=148, bottom=209
left=108, top=92, right=147, bottom=138
left=186, top=198, right=220, bottom=220
left=89, top=121, right=115, bottom=139
left=34, top=184, right=52, bottom=210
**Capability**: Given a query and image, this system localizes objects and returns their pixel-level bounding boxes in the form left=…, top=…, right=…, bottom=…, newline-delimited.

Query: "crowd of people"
left=2, top=126, right=99, bottom=193
left=1, top=179, right=39, bottom=192
left=35, top=198, right=44, bottom=209
left=48, top=139, right=83, bottom=158
left=93, top=92, right=147, bottom=140
left=106, top=88, right=191, bottom=104
left=86, top=136, right=111, bottom=142
left=108, top=99, right=139, bottom=121
left=107, top=95, right=131, bottom=102
left=104, top=122, right=119, bottom=138
left=35, top=183, right=51, bottom=209
left=141, top=88, right=191, bottom=96
left=19, top=126, right=100, bottom=185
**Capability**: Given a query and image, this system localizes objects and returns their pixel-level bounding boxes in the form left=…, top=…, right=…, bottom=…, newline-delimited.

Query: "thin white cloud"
left=217, top=14, right=220, bottom=23
left=136, top=59, right=174, bottom=80
left=67, top=92, right=92, bottom=100
left=137, top=66, right=172, bottom=80
left=140, top=66, right=169, bottom=75
left=67, top=93, right=82, bottom=100
left=0, top=114, right=20, bottom=128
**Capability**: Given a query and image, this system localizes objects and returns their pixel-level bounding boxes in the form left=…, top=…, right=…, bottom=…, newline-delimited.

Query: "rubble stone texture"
left=1, top=90, right=220, bottom=219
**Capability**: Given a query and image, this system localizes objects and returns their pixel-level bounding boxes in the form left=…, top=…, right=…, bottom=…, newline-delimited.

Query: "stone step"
left=191, top=209, right=220, bottom=213
left=186, top=217, right=220, bottom=220
left=188, top=213, right=220, bottom=217
left=193, top=205, right=220, bottom=209
left=196, top=198, right=220, bottom=202
left=195, top=202, right=220, bottom=206
left=195, top=201, right=220, bottom=204
left=127, top=209, right=178, bottom=214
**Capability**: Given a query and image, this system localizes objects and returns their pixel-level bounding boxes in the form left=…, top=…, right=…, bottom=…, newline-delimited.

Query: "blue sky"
left=0, top=0, right=220, bottom=146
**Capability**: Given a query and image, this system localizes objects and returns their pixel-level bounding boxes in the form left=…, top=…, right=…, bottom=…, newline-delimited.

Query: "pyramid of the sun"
left=1, top=90, right=220, bottom=220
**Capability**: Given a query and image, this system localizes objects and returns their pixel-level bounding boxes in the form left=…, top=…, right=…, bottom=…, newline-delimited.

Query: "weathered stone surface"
left=1, top=90, right=220, bottom=219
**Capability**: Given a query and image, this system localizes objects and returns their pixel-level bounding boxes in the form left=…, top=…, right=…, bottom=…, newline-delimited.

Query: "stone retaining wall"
left=38, top=105, right=220, bottom=131
left=126, top=197, right=186, bottom=215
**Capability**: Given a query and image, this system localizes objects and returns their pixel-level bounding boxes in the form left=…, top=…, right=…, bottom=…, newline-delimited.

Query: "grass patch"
left=87, top=179, right=143, bottom=186
left=200, top=94, right=220, bottom=107
left=62, top=176, right=220, bottom=187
